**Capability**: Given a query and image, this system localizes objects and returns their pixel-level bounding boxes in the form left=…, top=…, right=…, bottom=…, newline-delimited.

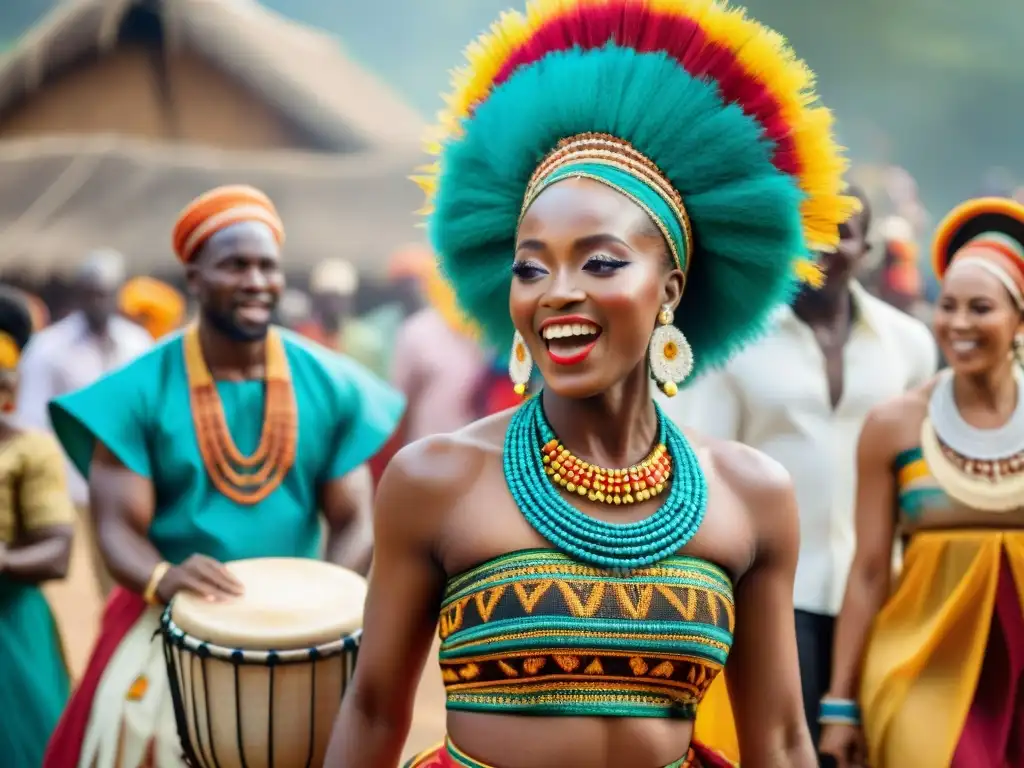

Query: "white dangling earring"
left=648, top=305, right=693, bottom=397
left=1014, top=334, right=1024, bottom=367
left=509, top=330, right=533, bottom=396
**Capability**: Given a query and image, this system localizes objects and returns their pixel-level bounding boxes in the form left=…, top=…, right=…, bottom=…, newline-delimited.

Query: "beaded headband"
left=520, top=133, right=694, bottom=273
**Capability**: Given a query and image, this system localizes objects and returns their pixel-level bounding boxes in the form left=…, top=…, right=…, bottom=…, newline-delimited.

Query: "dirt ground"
left=44, top=520, right=447, bottom=763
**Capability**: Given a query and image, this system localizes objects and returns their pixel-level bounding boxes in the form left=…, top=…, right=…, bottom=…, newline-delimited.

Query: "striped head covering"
left=172, top=185, right=285, bottom=263
left=933, top=197, right=1024, bottom=311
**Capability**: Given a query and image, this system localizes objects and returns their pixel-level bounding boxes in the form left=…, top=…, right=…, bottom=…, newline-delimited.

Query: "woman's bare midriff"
left=448, top=711, right=695, bottom=768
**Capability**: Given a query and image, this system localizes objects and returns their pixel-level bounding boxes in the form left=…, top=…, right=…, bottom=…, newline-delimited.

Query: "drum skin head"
left=170, top=558, right=367, bottom=649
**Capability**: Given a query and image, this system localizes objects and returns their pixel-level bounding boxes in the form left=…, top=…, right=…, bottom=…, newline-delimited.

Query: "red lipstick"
left=547, top=340, right=599, bottom=366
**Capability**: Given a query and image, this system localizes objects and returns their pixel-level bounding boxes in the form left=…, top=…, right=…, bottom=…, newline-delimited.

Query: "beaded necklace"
left=504, top=395, right=707, bottom=572
left=541, top=437, right=672, bottom=505
left=184, top=325, right=298, bottom=505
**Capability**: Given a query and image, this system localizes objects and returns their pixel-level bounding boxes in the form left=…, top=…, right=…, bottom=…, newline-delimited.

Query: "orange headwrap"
left=172, top=185, right=285, bottom=263
left=120, top=276, right=187, bottom=339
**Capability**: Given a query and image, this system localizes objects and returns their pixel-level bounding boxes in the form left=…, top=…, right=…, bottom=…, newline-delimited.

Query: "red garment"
left=951, top=553, right=1024, bottom=767
left=369, top=414, right=406, bottom=486
left=481, top=374, right=521, bottom=415
left=43, top=588, right=147, bottom=768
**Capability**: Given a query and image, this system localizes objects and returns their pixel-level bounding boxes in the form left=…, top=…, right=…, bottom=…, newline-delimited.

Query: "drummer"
left=42, top=185, right=405, bottom=768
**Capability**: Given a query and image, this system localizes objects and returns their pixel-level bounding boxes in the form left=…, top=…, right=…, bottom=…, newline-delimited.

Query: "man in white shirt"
left=16, top=250, right=152, bottom=595
left=664, top=188, right=937, bottom=747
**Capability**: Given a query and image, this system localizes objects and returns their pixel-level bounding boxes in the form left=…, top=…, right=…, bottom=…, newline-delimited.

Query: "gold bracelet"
left=143, top=561, right=171, bottom=606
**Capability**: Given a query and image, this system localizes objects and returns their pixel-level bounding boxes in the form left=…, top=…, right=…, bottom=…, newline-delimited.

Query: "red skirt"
left=951, top=553, right=1024, bottom=766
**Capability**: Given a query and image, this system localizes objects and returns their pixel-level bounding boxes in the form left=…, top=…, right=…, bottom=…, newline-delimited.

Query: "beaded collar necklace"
left=541, top=436, right=673, bottom=505
left=503, top=395, right=707, bottom=573
left=921, top=367, right=1024, bottom=512
left=184, top=325, right=298, bottom=505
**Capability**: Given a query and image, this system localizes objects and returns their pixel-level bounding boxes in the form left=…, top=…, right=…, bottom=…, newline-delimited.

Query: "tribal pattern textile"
left=438, top=549, right=734, bottom=719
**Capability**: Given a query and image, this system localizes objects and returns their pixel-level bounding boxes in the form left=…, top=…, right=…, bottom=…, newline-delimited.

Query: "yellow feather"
left=413, top=0, right=852, bottom=244
left=410, top=176, right=436, bottom=196
left=793, top=258, right=825, bottom=289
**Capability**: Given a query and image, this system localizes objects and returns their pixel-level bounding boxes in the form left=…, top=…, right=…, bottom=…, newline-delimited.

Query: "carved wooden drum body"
left=161, top=558, right=366, bottom=768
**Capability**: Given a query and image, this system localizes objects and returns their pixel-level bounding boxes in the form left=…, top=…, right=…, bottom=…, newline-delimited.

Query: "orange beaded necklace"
left=541, top=438, right=672, bottom=505
left=184, top=325, right=297, bottom=505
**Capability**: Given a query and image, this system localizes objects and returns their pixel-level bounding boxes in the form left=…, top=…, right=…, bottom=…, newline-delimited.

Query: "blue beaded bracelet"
left=818, top=697, right=861, bottom=725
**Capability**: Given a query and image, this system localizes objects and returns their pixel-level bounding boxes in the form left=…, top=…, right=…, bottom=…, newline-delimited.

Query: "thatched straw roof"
left=0, top=135, right=427, bottom=274
left=0, top=0, right=425, bottom=151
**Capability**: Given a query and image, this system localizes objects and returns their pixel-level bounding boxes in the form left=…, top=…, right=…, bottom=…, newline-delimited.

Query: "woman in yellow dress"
left=820, top=197, right=1024, bottom=767
left=0, top=287, right=77, bottom=767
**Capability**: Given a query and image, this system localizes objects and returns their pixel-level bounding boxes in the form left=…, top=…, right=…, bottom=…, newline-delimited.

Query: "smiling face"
left=934, top=249, right=1023, bottom=376
left=187, top=221, right=285, bottom=341
left=510, top=177, right=684, bottom=399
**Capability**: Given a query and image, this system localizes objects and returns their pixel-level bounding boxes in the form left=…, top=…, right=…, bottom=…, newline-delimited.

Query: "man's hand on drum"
left=157, top=554, right=244, bottom=602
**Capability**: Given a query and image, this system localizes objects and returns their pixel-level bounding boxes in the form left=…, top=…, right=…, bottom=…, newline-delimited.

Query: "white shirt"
left=662, top=283, right=937, bottom=615
left=17, top=311, right=153, bottom=505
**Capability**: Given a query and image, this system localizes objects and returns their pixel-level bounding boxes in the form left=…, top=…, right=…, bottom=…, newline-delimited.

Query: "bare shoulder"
left=688, top=430, right=793, bottom=514
left=690, top=433, right=796, bottom=572
left=860, top=380, right=933, bottom=451
left=376, top=410, right=513, bottom=524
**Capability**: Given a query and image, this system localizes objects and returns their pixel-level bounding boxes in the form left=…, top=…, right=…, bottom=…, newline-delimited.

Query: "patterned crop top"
left=437, top=549, right=735, bottom=719
left=895, top=446, right=953, bottom=521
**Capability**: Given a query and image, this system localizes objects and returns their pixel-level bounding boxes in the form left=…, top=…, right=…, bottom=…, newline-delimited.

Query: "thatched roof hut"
left=0, top=0, right=428, bottom=274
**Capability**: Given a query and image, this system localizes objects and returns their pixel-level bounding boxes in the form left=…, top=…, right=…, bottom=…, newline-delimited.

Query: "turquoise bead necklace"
left=503, top=394, right=707, bottom=572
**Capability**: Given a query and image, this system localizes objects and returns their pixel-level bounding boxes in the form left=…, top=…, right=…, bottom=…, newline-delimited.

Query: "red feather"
left=483, top=4, right=800, bottom=175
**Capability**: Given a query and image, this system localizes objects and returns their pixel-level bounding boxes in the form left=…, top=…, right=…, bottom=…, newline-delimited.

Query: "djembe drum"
left=160, top=557, right=366, bottom=768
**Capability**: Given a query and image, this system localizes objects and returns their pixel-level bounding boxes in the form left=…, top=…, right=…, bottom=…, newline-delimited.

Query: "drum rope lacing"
left=159, top=607, right=361, bottom=768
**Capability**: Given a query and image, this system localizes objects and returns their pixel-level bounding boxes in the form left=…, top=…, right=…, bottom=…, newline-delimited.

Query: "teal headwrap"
left=521, top=161, right=691, bottom=271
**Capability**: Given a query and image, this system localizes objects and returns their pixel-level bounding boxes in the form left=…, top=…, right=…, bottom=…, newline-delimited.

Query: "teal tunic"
left=0, top=577, right=70, bottom=768
left=48, top=329, right=405, bottom=564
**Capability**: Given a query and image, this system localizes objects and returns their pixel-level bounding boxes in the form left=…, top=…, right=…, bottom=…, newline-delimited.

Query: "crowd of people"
left=0, top=0, right=1020, bottom=767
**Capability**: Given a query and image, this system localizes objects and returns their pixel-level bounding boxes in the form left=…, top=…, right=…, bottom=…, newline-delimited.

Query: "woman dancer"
left=328, top=1, right=855, bottom=766
left=820, top=197, right=1024, bottom=768
left=0, top=287, right=75, bottom=767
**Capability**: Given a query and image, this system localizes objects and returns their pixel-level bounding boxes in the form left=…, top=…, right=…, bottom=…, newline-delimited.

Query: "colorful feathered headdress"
left=415, top=0, right=856, bottom=376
